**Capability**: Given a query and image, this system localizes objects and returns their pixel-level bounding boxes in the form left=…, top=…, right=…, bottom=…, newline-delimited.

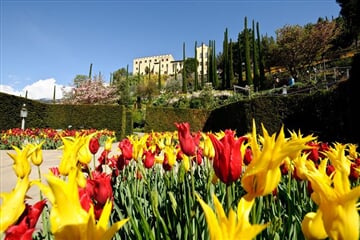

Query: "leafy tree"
left=336, top=0, right=360, bottom=46
left=73, top=75, right=88, bottom=88
left=183, top=58, right=198, bottom=90
left=136, top=76, right=159, bottom=102
left=276, top=19, right=340, bottom=80
left=62, top=74, right=117, bottom=104
left=112, top=67, right=128, bottom=84
left=261, top=35, right=278, bottom=73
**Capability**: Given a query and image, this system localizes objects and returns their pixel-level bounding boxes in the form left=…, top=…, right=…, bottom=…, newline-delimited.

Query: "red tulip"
left=175, top=122, right=197, bottom=156
left=208, top=130, right=247, bottom=185
left=49, top=166, right=60, bottom=177
left=119, top=138, right=133, bottom=160
left=195, top=147, right=203, bottom=165
left=89, top=172, right=113, bottom=205
left=243, top=147, right=253, bottom=165
left=89, top=137, right=100, bottom=154
left=349, top=163, right=360, bottom=181
left=305, top=141, right=320, bottom=163
left=326, top=164, right=335, bottom=176
left=4, top=200, right=46, bottom=240
left=143, top=150, right=155, bottom=169
left=78, top=171, right=113, bottom=220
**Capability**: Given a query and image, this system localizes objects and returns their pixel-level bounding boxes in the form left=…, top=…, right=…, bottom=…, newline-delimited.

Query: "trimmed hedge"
left=0, top=93, right=129, bottom=140
left=145, top=78, right=359, bottom=145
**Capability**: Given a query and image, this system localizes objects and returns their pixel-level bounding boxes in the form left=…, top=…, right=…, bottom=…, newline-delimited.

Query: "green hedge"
left=144, top=107, right=211, bottom=132
left=145, top=79, right=359, bottom=145
left=0, top=93, right=129, bottom=140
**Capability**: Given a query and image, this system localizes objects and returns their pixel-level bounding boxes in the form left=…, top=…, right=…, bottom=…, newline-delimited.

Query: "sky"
left=0, top=0, right=341, bottom=99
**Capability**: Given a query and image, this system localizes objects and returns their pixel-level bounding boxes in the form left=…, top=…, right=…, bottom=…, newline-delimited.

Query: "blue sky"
left=1, top=0, right=341, bottom=99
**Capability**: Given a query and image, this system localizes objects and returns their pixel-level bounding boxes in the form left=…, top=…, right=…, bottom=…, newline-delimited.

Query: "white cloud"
left=0, top=78, right=72, bottom=100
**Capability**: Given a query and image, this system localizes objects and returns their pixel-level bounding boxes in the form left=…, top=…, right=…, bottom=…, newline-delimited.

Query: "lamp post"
left=20, top=104, right=28, bottom=130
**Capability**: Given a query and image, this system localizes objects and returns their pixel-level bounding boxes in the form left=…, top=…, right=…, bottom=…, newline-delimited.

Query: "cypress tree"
left=229, top=39, right=235, bottom=88
left=201, top=43, right=205, bottom=88
left=244, top=17, right=252, bottom=86
left=53, top=85, right=56, bottom=103
left=126, top=64, right=129, bottom=81
left=207, top=40, right=213, bottom=84
left=175, top=64, right=177, bottom=80
left=194, top=41, right=199, bottom=91
left=138, top=61, right=141, bottom=82
left=158, top=61, right=161, bottom=90
left=252, top=20, right=260, bottom=91
left=182, top=42, right=187, bottom=93
left=212, top=40, right=218, bottom=89
left=222, top=28, right=229, bottom=89
left=88, top=63, right=93, bottom=80
left=237, top=33, right=244, bottom=85
left=257, top=21, right=265, bottom=90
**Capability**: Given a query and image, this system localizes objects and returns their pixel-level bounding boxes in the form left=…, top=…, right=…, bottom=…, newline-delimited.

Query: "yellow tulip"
left=164, top=146, right=177, bottom=167
left=196, top=193, right=268, bottom=240
left=201, top=133, right=215, bottom=160
left=104, top=137, right=116, bottom=151
left=347, top=143, right=358, bottom=160
left=77, top=135, right=94, bottom=165
left=7, top=145, right=32, bottom=178
left=0, top=176, right=29, bottom=233
left=292, top=153, right=311, bottom=180
left=181, top=152, right=191, bottom=172
left=129, top=134, right=149, bottom=161
left=303, top=143, right=360, bottom=240
left=29, top=141, right=45, bottom=166
left=59, top=136, right=82, bottom=175
left=301, top=210, right=328, bottom=240
left=242, top=120, right=315, bottom=200
left=164, top=131, right=174, bottom=146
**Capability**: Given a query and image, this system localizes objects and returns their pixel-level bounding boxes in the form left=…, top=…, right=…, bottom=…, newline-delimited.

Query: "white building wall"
left=132, top=43, right=209, bottom=77
left=133, top=54, right=175, bottom=75
left=196, top=43, right=209, bottom=76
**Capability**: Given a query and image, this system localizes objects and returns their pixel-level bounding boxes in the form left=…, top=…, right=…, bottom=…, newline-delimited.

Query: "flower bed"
left=0, top=128, right=116, bottom=150
left=1, top=121, right=360, bottom=239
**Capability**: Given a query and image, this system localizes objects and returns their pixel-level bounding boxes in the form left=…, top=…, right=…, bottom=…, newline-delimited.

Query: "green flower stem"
left=37, top=166, right=50, bottom=239
left=226, top=184, right=232, bottom=211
